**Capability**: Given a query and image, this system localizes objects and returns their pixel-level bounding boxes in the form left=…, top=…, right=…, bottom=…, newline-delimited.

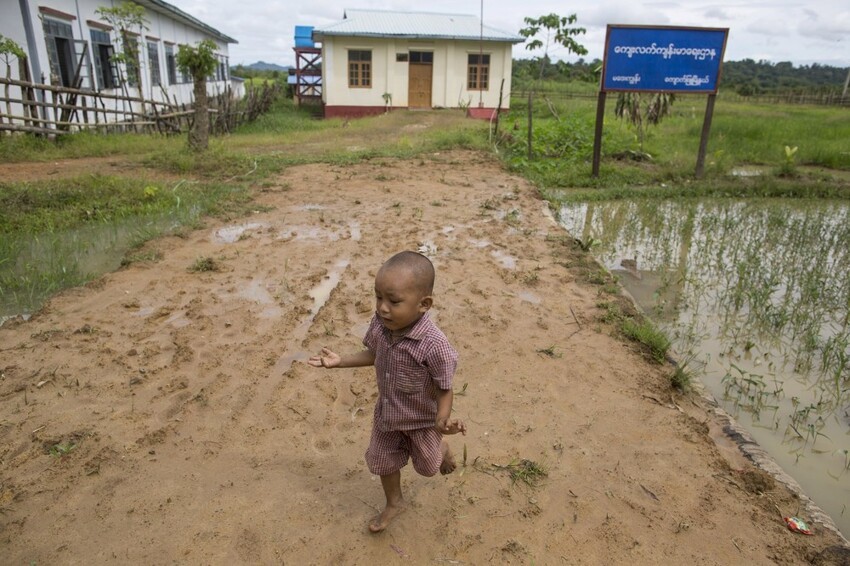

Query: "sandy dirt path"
left=1, top=150, right=846, bottom=564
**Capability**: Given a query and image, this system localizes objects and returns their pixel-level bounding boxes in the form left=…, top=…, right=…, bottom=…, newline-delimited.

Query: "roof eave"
left=137, top=0, right=238, bottom=44
left=313, top=32, right=523, bottom=44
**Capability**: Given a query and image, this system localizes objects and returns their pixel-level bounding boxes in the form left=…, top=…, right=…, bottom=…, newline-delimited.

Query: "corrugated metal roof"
left=137, top=0, right=238, bottom=44
left=313, top=9, right=523, bottom=44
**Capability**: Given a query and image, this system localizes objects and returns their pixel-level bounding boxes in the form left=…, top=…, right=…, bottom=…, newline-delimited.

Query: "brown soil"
left=1, top=149, right=846, bottom=563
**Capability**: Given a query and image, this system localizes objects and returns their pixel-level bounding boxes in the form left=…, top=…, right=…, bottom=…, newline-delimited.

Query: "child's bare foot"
left=439, top=440, right=457, bottom=475
left=368, top=502, right=406, bottom=533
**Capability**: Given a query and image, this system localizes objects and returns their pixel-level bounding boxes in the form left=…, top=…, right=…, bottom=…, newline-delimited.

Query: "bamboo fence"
left=0, top=75, right=282, bottom=137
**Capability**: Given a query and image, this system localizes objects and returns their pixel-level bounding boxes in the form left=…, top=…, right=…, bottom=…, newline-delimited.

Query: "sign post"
left=593, top=25, right=728, bottom=178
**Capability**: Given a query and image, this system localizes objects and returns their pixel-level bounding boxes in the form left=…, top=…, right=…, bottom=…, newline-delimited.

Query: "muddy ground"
left=1, top=149, right=847, bottom=564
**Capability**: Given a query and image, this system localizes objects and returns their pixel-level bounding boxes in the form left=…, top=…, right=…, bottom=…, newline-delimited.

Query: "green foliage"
left=95, top=2, right=148, bottom=85
left=0, top=34, right=26, bottom=62
left=614, top=92, right=676, bottom=151
left=176, top=40, right=219, bottom=79
left=519, top=14, right=588, bottom=82
left=621, top=318, right=672, bottom=363
left=778, top=145, right=798, bottom=176
left=721, top=59, right=849, bottom=95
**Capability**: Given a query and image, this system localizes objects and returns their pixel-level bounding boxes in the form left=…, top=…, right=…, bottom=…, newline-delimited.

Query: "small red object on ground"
left=784, top=516, right=814, bottom=535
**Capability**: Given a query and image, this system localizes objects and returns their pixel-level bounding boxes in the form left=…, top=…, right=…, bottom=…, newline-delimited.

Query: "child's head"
left=374, top=251, right=435, bottom=333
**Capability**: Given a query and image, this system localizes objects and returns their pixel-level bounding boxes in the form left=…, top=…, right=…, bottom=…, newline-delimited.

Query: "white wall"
left=322, top=36, right=514, bottom=109
left=0, top=0, right=235, bottom=129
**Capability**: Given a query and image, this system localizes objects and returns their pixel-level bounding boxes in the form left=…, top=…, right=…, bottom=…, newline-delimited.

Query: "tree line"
left=511, top=56, right=848, bottom=95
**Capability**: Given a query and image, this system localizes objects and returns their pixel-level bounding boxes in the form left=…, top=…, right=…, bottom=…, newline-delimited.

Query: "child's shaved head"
left=380, top=251, right=435, bottom=295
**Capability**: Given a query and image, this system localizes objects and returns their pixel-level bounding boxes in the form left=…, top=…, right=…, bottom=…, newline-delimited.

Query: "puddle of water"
left=238, top=279, right=275, bottom=305
left=164, top=311, right=191, bottom=328
left=274, top=259, right=350, bottom=375
left=349, top=221, right=362, bottom=241
left=469, top=238, right=491, bottom=249
left=518, top=291, right=541, bottom=304
left=558, top=197, right=850, bottom=536
left=491, top=249, right=517, bottom=270
left=277, top=225, right=340, bottom=242
left=418, top=241, right=438, bottom=257
left=1, top=213, right=187, bottom=319
left=730, top=167, right=766, bottom=177
left=212, top=222, right=266, bottom=244
left=0, top=314, right=30, bottom=328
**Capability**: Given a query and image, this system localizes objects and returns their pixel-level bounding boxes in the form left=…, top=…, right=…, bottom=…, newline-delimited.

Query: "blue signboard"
left=602, top=25, right=728, bottom=93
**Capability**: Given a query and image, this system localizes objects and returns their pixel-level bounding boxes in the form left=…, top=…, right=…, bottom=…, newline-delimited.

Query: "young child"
left=308, top=250, right=466, bottom=533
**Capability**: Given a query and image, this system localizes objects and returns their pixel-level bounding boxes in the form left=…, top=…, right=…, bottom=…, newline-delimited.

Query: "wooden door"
left=408, top=56, right=432, bottom=108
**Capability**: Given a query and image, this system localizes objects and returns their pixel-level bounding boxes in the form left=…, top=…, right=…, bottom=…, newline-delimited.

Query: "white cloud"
left=703, top=7, right=730, bottom=20
left=164, top=0, right=850, bottom=67
left=798, top=10, right=850, bottom=42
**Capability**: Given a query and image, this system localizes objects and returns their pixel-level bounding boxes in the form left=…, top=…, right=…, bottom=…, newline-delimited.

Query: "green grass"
left=500, top=92, right=850, bottom=190
left=2, top=92, right=848, bottom=323
left=188, top=256, right=220, bottom=273
left=621, top=318, right=672, bottom=363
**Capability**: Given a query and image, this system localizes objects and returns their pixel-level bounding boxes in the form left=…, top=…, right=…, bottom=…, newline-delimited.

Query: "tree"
left=0, top=35, right=26, bottom=133
left=519, top=13, right=588, bottom=82
left=176, top=40, right=218, bottom=151
left=96, top=2, right=147, bottom=89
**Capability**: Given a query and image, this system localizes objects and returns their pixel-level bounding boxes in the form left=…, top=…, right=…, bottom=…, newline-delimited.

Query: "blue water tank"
left=294, top=26, right=314, bottom=48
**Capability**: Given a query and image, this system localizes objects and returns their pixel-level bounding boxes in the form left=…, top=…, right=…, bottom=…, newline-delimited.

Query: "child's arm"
left=307, top=347, right=375, bottom=369
left=435, top=388, right=466, bottom=435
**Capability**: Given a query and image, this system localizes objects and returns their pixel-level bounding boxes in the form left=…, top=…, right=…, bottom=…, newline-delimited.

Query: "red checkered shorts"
left=365, top=426, right=443, bottom=477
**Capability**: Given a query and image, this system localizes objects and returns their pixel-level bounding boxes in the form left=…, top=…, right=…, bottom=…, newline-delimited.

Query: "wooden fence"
left=512, top=88, right=850, bottom=107
left=0, top=76, right=282, bottom=137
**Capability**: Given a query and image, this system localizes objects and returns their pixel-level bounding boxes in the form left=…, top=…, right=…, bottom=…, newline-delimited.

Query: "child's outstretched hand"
left=307, top=347, right=341, bottom=368
left=436, top=417, right=467, bottom=435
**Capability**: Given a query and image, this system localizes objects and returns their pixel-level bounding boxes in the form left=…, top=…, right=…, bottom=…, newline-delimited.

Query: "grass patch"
left=670, top=360, right=694, bottom=391
left=499, top=92, right=850, bottom=190
left=503, top=458, right=548, bottom=487
left=621, top=318, right=672, bottom=363
left=188, top=256, right=220, bottom=273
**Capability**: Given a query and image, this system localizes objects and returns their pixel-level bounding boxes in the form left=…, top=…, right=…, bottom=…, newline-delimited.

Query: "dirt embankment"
left=1, top=150, right=847, bottom=563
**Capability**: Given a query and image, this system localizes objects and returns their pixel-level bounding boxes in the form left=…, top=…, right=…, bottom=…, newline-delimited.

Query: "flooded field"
left=558, top=197, right=850, bottom=536
left=0, top=210, right=197, bottom=322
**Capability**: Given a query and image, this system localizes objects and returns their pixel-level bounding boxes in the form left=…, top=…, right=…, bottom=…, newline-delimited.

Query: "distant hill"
left=245, top=61, right=290, bottom=72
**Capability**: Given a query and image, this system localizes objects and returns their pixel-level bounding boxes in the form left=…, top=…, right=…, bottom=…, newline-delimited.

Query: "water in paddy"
left=557, top=197, right=850, bottom=536
left=0, top=212, right=193, bottom=323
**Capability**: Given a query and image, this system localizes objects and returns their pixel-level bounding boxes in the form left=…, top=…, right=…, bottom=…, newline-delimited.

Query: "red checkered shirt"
left=363, top=313, right=458, bottom=432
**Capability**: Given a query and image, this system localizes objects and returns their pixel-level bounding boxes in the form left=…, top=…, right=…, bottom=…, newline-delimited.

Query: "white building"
left=312, top=9, right=524, bottom=119
left=0, top=0, right=238, bottom=129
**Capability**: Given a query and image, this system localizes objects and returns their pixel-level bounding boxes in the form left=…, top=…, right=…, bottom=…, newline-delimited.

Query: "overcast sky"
left=168, top=0, right=849, bottom=68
